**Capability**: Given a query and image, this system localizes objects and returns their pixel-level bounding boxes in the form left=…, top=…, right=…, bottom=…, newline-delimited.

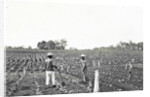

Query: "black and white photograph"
left=3, top=0, right=144, bottom=97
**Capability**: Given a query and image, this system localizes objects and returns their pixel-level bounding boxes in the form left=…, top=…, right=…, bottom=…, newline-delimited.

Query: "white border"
left=0, top=0, right=4, bottom=97
left=1, top=0, right=149, bottom=97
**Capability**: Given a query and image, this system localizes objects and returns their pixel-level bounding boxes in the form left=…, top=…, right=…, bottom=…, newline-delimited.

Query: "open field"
left=5, top=49, right=143, bottom=96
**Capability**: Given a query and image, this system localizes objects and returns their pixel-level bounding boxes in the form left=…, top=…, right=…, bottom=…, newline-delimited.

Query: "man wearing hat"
left=80, top=54, right=88, bottom=83
left=44, top=52, right=57, bottom=87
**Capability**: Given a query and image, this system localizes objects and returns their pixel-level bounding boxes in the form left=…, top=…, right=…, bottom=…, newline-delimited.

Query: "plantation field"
left=5, top=49, right=143, bottom=96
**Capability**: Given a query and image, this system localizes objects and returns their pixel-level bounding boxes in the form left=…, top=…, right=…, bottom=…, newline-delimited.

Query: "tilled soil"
left=6, top=67, right=143, bottom=97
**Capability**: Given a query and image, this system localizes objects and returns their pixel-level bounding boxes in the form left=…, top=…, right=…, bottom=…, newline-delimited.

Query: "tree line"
left=6, top=40, right=143, bottom=51
left=37, top=39, right=67, bottom=50
left=95, top=41, right=143, bottom=51
left=117, top=41, right=143, bottom=51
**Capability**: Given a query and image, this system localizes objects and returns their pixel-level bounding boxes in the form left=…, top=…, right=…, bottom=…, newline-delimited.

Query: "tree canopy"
left=37, top=39, right=67, bottom=50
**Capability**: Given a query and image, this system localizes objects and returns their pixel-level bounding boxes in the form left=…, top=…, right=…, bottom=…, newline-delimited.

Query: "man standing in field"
left=125, top=59, right=134, bottom=80
left=80, top=54, right=88, bottom=83
left=44, top=52, right=57, bottom=87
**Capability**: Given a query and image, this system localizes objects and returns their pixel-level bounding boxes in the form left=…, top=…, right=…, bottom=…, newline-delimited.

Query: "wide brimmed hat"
left=47, top=52, right=53, bottom=56
left=81, top=54, right=86, bottom=57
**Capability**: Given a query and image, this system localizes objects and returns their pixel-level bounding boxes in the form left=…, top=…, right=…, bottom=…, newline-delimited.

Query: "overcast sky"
left=4, top=0, right=143, bottom=49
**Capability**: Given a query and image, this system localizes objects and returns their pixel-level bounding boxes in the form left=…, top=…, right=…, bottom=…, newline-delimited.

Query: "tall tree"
left=37, top=41, right=47, bottom=50
left=46, top=40, right=56, bottom=50
left=60, top=39, right=67, bottom=50
left=54, top=40, right=61, bottom=50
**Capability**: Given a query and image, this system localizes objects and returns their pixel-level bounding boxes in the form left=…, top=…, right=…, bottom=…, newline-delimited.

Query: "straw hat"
left=81, top=54, right=86, bottom=57
left=47, top=52, right=53, bottom=56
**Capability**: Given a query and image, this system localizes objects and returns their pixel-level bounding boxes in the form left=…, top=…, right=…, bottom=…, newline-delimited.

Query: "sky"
left=4, top=0, right=143, bottom=49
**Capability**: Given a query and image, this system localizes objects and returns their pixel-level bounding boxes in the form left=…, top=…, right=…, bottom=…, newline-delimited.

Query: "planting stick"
left=93, top=61, right=100, bottom=92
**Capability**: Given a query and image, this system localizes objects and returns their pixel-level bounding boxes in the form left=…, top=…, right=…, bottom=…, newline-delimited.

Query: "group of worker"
left=43, top=52, right=133, bottom=88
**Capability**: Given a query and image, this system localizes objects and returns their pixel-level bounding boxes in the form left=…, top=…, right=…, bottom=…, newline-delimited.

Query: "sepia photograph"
left=4, top=0, right=143, bottom=96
